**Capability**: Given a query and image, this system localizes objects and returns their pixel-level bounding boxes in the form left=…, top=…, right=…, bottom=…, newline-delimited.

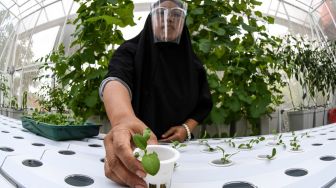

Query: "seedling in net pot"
left=132, top=128, right=160, bottom=176
left=289, top=136, right=301, bottom=151
left=238, top=136, right=265, bottom=149
left=301, top=131, right=313, bottom=138
left=224, top=133, right=236, bottom=148
left=216, top=146, right=239, bottom=164
left=171, top=140, right=187, bottom=150
left=204, top=141, right=217, bottom=152
left=267, top=148, right=277, bottom=160
left=276, top=134, right=286, bottom=148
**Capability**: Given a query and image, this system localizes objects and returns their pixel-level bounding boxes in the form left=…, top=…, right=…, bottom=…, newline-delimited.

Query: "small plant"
left=198, top=139, right=208, bottom=145
left=224, top=134, right=236, bottom=148
left=301, top=131, right=312, bottom=138
left=238, top=136, right=265, bottom=149
left=276, top=134, right=286, bottom=148
left=22, top=91, right=28, bottom=110
left=216, top=146, right=239, bottom=164
left=171, top=141, right=187, bottom=150
left=203, top=141, right=217, bottom=152
left=31, top=112, right=83, bottom=126
left=266, top=148, right=277, bottom=160
left=132, top=128, right=160, bottom=176
left=290, top=136, right=301, bottom=151
left=291, top=131, right=295, bottom=137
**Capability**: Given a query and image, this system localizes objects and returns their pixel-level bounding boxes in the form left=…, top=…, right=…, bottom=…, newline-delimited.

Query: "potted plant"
left=171, top=141, right=187, bottom=152
left=187, top=0, right=285, bottom=137
left=238, top=136, right=265, bottom=150
left=288, top=136, right=303, bottom=152
left=36, top=0, right=136, bottom=133
left=200, top=141, right=218, bottom=153
left=21, top=112, right=101, bottom=141
left=256, top=148, right=277, bottom=160
left=133, top=128, right=179, bottom=188
left=209, top=146, right=239, bottom=167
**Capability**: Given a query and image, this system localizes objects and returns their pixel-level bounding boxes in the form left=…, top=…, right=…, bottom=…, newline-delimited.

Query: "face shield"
left=150, top=0, right=187, bottom=44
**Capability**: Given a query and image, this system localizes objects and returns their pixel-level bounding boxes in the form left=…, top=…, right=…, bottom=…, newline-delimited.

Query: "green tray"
left=21, top=116, right=101, bottom=141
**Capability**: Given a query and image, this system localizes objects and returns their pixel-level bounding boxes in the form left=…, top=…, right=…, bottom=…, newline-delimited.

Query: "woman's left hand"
left=159, top=126, right=187, bottom=142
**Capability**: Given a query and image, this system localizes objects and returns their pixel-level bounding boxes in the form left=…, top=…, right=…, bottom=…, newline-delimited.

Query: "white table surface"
left=1, top=115, right=336, bottom=188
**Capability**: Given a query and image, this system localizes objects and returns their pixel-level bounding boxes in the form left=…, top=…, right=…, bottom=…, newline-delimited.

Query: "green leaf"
left=142, top=152, right=160, bottom=176
left=132, top=134, right=147, bottom=150
left=143, top=128, right=151, bottom=141
left=107, top=0, right=117, bottom=4
left=242, top=23, right=257, bottom=32
left=254, top=11, right=262, bottom=17
left=214, top=28, right=226, bottom=36
left=199, top=39, right=211, bottom=53
left=250, top=0, right=262, bottom=6
left=84, top=91, right=98, bottom=108
left=266, top=16, right=275, bottom=24
left=190, top=8, right=204, bottom=15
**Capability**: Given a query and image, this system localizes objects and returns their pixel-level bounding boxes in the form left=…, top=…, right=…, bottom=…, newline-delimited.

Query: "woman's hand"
left=104, top=117, right=157, bottom=188
left=159, top=125, right=187, bottom=142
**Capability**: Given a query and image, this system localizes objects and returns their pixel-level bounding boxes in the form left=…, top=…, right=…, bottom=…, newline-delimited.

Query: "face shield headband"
left=150, top=0, right=187, bottom=44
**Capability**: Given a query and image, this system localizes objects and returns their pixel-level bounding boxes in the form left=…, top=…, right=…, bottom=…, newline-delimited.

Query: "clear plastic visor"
left=151, top=5, right=187, bottom=44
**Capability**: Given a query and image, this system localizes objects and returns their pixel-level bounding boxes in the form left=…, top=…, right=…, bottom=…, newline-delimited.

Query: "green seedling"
left=204, top=141, right=217, bottom=152
left=266, top=148, right=277, bottom=160
left=276, top=134, right=286, bottom=148
left=132, top=128, right=160, bottom=176
left=216, top=146, right=239, bottom=164
left=238, top=136, right=265, bottom=149
left=171, top=141, right=187, bottom=150
left=198, top=139, right=208, bottom=145
left=290, top=136, right=301, bottom=151
left=224, top=133, right=236, bottom=148
left=301, top=131, right=312, bottom=138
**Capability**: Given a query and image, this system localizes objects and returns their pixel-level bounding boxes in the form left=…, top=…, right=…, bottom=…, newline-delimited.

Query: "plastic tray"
left=21, top=116, right=101, bottom=141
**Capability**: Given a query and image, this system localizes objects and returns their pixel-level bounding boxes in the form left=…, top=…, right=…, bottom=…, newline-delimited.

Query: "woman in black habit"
left=101, top=0, right=212, bottom=187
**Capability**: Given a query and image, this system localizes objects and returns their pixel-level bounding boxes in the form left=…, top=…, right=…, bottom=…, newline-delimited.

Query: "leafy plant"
left=266, top=148, right=277, bottom=160
left=203, top=141, right=217, bottom=152
left=275, top=134, right=286, bottom=148
left=55, top=0, right=135, bottom=120
left=277, top=35, right=336, bottom=110
left=224, top=134, right=236, bottom=148
left=186, top=0, right=285, bottom=135
left=171, top=141, right=187, bottom=150
left=10, top=97, right=18, bottom=110
left=22, top=91, right=28, bottom=110
left=238, top=136, right=265, bottom=149
left=289, top=136, right=301, bottom=151
left=301, top=131, right=312, bottom=138
left=31, top=112, right=84, bottom=125
left=132, top=128, right=160, bottom=176
left=0, top=74, right=10, bottom=107
left=216, top=146, right=239, bottom=164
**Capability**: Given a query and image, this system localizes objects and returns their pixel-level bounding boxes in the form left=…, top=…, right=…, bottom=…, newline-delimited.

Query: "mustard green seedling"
left=171, top=141, right=187, bottom=150
left=132, top=128, right=160, bottom=176
left=216, top=146, right=239, bottom=164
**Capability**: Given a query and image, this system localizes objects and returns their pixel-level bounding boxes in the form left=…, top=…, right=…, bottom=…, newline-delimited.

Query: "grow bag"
left=328, top=108, right=336, bottom=124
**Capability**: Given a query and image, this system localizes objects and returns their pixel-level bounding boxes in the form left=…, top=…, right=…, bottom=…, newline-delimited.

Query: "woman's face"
left=151, top=1, right=186, bottom=42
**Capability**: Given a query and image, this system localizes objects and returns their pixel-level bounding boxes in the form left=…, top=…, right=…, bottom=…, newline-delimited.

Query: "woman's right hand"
left=103, top=117, right=158, bottom=188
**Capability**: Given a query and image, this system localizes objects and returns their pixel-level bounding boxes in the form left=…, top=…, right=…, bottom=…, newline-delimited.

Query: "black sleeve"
left=189, top=59, right=213, bottom=123
left=106, top=43, right=136, bottom=92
